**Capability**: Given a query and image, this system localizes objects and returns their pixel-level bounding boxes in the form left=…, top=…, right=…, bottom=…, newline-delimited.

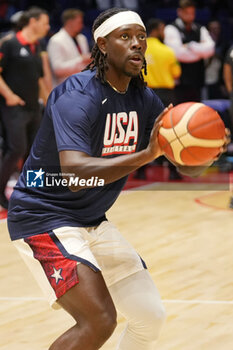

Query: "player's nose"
left=131, top=35, right=141, bottom=49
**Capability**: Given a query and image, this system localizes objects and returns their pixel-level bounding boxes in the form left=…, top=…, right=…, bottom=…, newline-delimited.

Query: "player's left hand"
left=175, top=128, right=231, bottom=177
left=213, top=128, right=231, bottom=161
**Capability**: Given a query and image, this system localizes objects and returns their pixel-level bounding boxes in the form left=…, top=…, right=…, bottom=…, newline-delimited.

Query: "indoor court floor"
left=0, top=184, right=233, bottom=350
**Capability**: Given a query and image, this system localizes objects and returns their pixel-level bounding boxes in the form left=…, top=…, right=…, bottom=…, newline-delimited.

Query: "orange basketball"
left=158, top=102, right=226, bottom=166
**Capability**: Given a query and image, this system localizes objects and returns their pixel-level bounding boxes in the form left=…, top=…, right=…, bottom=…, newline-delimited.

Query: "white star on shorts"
left=50, top=267, right=64, bottom=284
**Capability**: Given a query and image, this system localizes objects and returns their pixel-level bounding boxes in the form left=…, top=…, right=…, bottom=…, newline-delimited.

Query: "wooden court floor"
left=0, top=186, right=233, bottom=350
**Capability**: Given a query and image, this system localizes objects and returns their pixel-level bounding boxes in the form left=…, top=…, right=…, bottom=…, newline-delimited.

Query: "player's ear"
left=97, top=37, right=107, bottom=56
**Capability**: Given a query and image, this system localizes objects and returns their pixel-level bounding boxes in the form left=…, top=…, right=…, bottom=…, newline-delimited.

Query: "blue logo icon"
left=26, top=168, right=45, bottom=187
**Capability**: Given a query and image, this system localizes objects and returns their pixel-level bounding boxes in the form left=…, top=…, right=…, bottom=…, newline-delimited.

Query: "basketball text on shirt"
left=102, top=111, right=138, bottom=156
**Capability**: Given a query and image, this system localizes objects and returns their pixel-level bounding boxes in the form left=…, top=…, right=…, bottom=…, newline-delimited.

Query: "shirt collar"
left=16, top=31, right=39, bottom=46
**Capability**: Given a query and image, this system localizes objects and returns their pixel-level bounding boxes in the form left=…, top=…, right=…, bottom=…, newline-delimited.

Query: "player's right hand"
left=147, top=104, right=173, bottom=160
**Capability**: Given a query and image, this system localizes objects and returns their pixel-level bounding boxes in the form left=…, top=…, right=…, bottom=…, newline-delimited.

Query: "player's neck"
left=106, top=80, right=129, bottom=94
left=105, top=73, right=130, bottom=94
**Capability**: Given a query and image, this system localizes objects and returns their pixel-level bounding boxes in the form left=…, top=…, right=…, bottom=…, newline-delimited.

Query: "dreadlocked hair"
left=84, top=7, right=147, bottom=88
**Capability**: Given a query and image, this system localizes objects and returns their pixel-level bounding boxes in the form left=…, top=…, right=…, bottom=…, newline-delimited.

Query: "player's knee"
left=92, top=308, right=117, bottom=344
left=142, top=302, right=166, bottom=340
left=69, top=308, right=117, bottom=349
left=98, top=307, right=117, bottom=337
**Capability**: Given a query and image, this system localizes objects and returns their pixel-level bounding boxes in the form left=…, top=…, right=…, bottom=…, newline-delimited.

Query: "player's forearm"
left=59, top=148, right=155, bottom=191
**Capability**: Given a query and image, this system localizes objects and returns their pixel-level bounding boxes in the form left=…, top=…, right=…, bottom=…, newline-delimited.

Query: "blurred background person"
left=0, top=7, right=50, bottom=209
left=164, top=0, right=215, bottom=104
left=47, top=8, right=91, bottom=87
left=223, top=45, right=233, bottom=139
left=11, top=10, right=52, bottom=102
left=144, top=18, right=181, bottom=107
left=143, top=17, right=182, bottom=180
left=0, top=9, right=52, bottom=98
left=134, top=18, right=182, bottom=180
left=0, top=10, right=24, bottom=178
left=95, top=0, right=139, bottom=11
left=204, top=20, right=229, bottom=100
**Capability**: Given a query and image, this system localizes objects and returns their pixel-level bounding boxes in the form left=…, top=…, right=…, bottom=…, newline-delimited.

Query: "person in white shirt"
left=47, top=8, right=91, bottom=86
left=164, top=0, right=215, bottom=104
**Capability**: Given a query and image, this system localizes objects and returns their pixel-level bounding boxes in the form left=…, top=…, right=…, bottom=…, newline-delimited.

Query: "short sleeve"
left=140, top=89, right=164, bottom=149
left=225, top=46, right=233, bottom=65
left=50, top=89, right=97, bottom=155
left=0, top=39, right=10, bottom=71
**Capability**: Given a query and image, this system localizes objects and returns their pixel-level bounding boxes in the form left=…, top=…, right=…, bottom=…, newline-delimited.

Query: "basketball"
left=158, top=102, right=226, bottom=166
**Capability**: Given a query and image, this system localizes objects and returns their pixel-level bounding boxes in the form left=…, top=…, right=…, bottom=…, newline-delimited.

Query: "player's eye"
left=121, top=33, right=129, bottom=40
left=139, top=34, right=146, bottom=40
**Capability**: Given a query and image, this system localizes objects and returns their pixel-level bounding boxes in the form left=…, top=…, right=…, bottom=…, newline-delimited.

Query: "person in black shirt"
left=164, top=0, right=215, bottom=104
left=0, top=7, right=50, bottom=209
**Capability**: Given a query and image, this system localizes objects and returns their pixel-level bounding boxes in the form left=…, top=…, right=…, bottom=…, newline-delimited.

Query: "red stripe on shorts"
left=25, top=232, right=79, bottom=299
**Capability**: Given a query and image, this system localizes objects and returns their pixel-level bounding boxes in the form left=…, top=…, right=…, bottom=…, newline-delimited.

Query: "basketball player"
left=7, top=8, right=230, bottom=350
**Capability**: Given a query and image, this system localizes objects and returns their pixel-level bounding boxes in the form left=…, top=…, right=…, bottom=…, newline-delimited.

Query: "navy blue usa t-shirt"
left=7, top=70, right=164, bottom=240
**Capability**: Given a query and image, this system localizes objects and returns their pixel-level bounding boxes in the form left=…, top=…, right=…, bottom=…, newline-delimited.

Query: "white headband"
left=93, top=11, right=146, bottom=42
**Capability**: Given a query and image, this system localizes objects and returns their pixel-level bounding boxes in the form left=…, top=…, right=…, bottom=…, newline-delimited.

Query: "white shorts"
left=13, top=221, right=146, bottom=308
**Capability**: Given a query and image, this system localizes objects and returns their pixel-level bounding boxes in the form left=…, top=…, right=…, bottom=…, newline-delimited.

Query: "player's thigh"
left=57, top=263, right=116, bottom=324
left=90, top=221, right=146, bottom=287
left=14, top=228, right=116, bottom=322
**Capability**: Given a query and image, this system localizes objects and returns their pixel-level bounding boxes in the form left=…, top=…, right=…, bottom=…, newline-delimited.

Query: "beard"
left=123, top=60, right=144, bottom=78
left=124, top=70, right=141, bottom=78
